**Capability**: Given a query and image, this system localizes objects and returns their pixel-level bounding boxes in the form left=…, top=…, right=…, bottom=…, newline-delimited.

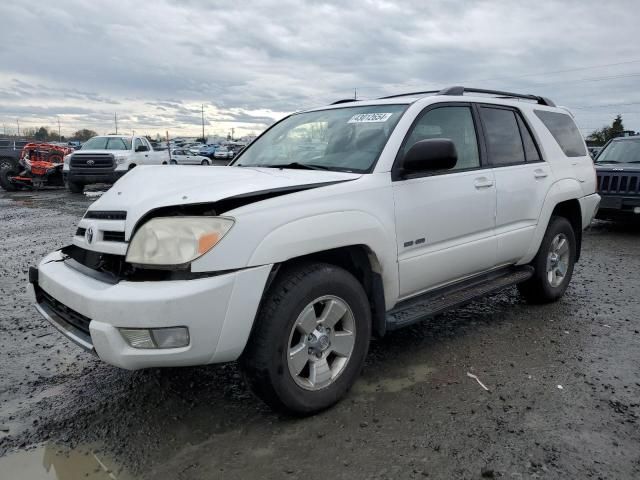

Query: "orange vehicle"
left=0, top=142, right=73, bottom=191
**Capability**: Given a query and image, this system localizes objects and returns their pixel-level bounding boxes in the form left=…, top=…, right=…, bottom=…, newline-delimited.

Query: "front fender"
left=519, top=178, right=583, bottom=264
left=248, top=210, right=399, bottom=308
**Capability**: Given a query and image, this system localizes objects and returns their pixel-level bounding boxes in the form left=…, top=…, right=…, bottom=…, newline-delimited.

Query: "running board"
left=386, top=266, right=534, bottom=331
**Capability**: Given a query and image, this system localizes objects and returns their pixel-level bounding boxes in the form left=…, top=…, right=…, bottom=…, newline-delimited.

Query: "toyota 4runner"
left=30, top=87, right=600, bottom=414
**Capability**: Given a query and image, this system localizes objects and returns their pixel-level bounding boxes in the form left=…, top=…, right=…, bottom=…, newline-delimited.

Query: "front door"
left=393, top=104, right=497, bottom=298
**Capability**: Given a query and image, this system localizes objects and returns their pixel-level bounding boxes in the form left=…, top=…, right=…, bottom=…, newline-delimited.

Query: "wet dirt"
left=1, top=189, right=639, bottom=479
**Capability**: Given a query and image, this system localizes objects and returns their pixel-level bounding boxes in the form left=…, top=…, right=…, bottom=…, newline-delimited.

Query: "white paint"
left=35, top=94, right=600, bottom=370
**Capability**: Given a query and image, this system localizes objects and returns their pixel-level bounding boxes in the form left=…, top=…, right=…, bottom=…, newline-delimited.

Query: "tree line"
left=587, top=114, right=628, bottom=145
left=21, top=126, right=98, bottom=142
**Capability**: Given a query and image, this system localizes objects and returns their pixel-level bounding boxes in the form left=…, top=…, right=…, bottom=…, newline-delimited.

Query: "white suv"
left=30, top=87, right=600, bottom=414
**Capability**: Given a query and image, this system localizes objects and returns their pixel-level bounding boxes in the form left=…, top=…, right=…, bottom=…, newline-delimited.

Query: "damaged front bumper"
left=29, top=250, right=272, bottom=370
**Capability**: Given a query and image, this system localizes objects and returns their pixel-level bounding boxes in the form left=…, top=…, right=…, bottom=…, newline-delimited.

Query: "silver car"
left=169, top=149, right=211, bottom=165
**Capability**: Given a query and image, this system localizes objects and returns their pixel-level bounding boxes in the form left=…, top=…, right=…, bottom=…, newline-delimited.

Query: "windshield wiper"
left=596, top=160, right=620, bottom=164
left=263, top=162, right=331, bottom=171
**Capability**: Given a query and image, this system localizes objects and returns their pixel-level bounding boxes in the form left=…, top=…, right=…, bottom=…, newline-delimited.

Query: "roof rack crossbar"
left=377, top=90, right=440, bottom=99
left=377, top=86, right=555, bottom=107
left=438, top=86, right=556, bottom=107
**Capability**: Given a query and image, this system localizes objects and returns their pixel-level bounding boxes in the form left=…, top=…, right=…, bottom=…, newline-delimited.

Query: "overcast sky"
left=1, top=0, right=640, bottom=139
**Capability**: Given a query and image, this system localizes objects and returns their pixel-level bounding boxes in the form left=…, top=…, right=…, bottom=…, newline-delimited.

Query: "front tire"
left=518, top=216, right=576, bottom=304
left=240, top=262, right=371, bottom=415
left=66, top=180, right=84, bottom=194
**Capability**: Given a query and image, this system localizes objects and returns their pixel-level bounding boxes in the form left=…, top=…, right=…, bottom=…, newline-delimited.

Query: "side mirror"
left=135, top=145, right=149, bottom=152
left=402, top=139, right=457, bottom=174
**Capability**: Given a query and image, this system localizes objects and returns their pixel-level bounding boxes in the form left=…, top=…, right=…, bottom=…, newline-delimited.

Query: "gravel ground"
left=0, top=188, right=639, bottom=479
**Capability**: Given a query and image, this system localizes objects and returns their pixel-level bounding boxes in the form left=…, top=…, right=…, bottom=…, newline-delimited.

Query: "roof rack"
left=379, top=86, right=556, bottom=107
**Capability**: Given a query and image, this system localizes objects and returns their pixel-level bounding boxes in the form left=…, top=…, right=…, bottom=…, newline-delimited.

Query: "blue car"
left=198, top=144, right=219, bottom=159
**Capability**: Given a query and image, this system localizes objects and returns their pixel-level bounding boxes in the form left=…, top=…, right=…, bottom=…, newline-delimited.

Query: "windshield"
left=82, top=137, right=132, bottom=150
left=596, top=140, right=640, bottom=164
left=234, top=105, right=407, bottom=172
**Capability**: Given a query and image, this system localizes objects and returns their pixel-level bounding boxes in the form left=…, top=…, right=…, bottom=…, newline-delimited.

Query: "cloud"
left=1, top=0, right=639, bottom=137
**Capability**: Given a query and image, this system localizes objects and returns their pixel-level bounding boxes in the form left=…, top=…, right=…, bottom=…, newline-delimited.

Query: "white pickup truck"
left=63, top=135, right=168, bottom=193
left=32, top=87, right=600, bottom=414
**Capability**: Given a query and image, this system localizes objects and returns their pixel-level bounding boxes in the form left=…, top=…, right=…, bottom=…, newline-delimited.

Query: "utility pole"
left=354, top=88, right=357, bottom=100
left=231, top=127, right=235, bottom=141
left=166, top=130, right=171, bottom=163
left=16, top=119, right=20, bottom=137
left=57, top=117, right=61, bottom=141
left=114, top=113, right=118, bottom=134
left=201, top=104, right=205, bottom=142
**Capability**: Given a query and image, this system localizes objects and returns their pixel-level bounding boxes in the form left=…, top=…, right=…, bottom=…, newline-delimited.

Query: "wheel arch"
left=551, top=199, right=582, bottom=261
left=263, top=245, right=388, bottom=338
left=521, top=179, right=584, bottom=264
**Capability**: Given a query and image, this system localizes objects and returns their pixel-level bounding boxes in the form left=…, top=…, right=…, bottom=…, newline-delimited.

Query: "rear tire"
left=66, top=180, right=84, bottom=194
left=518, top=216, right=576, bottom=304
left=201, top=159, right=209, bottom=165
left=240, top=262, right=371, bottom=415
left=170, top=160, right=178, bottom=165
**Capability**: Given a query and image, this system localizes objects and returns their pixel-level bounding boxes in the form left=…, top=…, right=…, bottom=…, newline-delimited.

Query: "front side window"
left=234, top=105, right=407, bottom=173
left=403, top=106, right=480, bottom=171
left=480, top=107, right=525, bottom=166
left=534, top=110, right=587, bottom=157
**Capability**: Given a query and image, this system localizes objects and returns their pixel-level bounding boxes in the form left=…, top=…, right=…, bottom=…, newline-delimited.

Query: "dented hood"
left=88, top=165, right=361, bottom=232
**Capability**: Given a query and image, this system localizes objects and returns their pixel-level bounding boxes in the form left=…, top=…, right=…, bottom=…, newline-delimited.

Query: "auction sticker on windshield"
left=348, top=113, right=393, bottom=123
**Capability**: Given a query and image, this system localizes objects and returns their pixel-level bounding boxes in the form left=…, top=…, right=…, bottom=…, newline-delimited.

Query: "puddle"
left=354, top=362, right=436, bottom=393
left=0, top=443, right=133, bottom=480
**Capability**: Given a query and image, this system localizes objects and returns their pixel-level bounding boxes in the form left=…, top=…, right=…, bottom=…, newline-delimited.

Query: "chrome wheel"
left=547, top=233, right=570, bottom=287
left=287, top=295, right=356, bottom=391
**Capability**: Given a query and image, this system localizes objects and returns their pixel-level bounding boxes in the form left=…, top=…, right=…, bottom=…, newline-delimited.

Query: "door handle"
left=474, top=177, right=494, bottom=189
left=534, top=169, right=548, bottom=179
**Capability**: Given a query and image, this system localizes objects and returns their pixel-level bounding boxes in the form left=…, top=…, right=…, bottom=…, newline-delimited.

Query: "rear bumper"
left=30, top=251, right=272, bottom=370
left=578, top=193, right=601, bottom=227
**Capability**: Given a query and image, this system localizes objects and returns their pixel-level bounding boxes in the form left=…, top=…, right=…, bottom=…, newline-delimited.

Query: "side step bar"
left=386, top=266, right=534, bottom=331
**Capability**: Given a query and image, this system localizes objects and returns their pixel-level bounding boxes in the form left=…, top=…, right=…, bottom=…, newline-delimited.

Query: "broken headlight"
left=126, top=216, right=234, bottom=267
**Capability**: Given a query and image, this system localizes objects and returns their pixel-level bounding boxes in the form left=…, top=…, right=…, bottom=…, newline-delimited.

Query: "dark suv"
left=595, top=136, right=640, bottom=221
left=0, top=139, right=31, bottom=172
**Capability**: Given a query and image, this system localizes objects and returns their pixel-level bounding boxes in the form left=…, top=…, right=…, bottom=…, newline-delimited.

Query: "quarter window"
left=403, top=106, right=480, bottom=171
left=479, top=107, right=525, bottom=166
left=534, top=110, right=587, bottom=157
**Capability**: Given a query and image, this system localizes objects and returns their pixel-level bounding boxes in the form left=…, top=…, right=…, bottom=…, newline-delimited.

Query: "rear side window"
left=479, top=107, right=525, bottom=166
left=534, top=110, right=587, bottom=157
left=516, top=116, right=541, bottom=162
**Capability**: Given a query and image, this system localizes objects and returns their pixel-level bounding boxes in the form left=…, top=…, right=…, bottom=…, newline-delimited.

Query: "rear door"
left=393, top=104, right=497, bottom=298
left=477, top=105, right=552, bottom=265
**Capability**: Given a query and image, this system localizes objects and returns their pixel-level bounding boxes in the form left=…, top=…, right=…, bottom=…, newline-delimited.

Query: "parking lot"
left=0, top=188, right=639, bottom=479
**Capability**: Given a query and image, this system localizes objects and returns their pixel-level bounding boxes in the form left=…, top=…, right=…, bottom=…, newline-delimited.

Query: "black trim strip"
left=84, top=210, right=127, bottom=220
